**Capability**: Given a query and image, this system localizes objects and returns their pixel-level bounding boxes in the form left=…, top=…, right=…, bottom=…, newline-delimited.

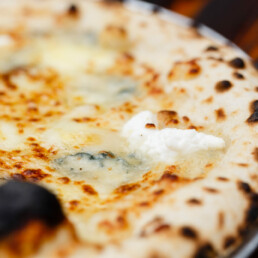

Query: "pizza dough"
left=0, top=0, right=257, bottom=257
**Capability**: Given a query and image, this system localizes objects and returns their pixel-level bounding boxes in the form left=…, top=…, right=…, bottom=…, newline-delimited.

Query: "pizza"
left=0, top=0, right=257, bottom=257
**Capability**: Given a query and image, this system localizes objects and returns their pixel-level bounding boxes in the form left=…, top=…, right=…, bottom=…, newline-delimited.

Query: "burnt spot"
left=11, top=173, right=25, bottom=181
left=252, top=148, right=258, bottom=162
left=246, top=201, right=258, bottom=223
left=82, top=184, right=98, bottom=195
left=187, top=198, right=202, bottom=205
left=154, top=224, right=171, bottom=233
left=203, top=187, right=219, bottom=194
left=160, top=173, right=179, bottom=182
left=0, top=180, right=65, bottom=239
left=203, top=96, right=213, bottom=104
left=58, top=177, right=70, bottom=184
left=215, top=108, right=226, bottom=121
left=207, top=56, right=224, bottom=62
left=247, top=100, right=258, bottom=124
left=157, top=110, right=178, bottom=128
left=237, top=163, right=249, bottom=167
left=205, top=45, right=218, bottom=51
left=21, top=169, right=49, bottom=182
left=223, top=236, right=236, bottom=249
left=152, top=5, right=161, bottom=14
left=167, top=59, right=201, bottom=81
left=218, top=212, right=224, bottom=229
left=153, top=189, right=164, bottom=196
left=114, top=183, right=140, bottom=194
left=233, top=72, right=245, bottom=80
left=255, top=86, right=258, bottom=92
left=145, top=123, right=156, bottom=129
left=217, top=177, right=229, bottom=182
left=183, top=116, right=190, bottom=123
left=215, top=80, right=233, bottom=93
left=194, top=243, right=217, bottom=258
left=67, top=3, right=80, bottom=17
left=69, top=200, right=80, bottom=211
left=180, top=226, right=198, bottom=239
left=1, top=73, right=17, bottom=90
left=229, top=57, right=245, bottom=69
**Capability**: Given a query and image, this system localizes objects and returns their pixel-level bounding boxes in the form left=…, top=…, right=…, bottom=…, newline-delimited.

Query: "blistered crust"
left=0, top=0, right=256, bottom=257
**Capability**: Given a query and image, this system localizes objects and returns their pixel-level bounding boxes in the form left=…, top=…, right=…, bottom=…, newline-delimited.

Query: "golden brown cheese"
left=0, top=1, right=256, bottom=258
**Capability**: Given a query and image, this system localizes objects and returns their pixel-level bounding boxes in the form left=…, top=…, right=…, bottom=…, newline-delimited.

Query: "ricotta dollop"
left=122, top=111, right=225, bottom=164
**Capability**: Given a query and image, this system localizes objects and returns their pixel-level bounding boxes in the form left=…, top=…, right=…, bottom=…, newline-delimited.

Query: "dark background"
left=146, top=0, right=258, bottom=61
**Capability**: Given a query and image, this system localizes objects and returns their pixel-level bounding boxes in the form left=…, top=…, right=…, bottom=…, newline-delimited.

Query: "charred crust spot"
left=153, top=189, right=164, bottom=196
left=246, top=204, right=258, bottom=223
left=203, top=96, right=213, bottom=104
left=250, top=193, right=258, bottom=203
left=58, top=177, right=70, bottom=184
left=217, top=177, right=229, bottom=182
left=237, top=163, right=249, bottom=167
left=255, top=86, right=258, bottom=92
left=247, top=112, right=258, bottom=123
left=187, top=198, right=202, bottom=205
left=69, top=200, right=80, bottom=210
left=145, top=123, right=156, bottom=129
left=11, top=173, right=25, bottom=181
left=114, top=183, right=140, bottom=194
left=247, top=100, right=258, bottom=124
left=205, top=45, right=218, bottom=51
left=1, top=73, right=17, bottom=90
left=215, top=108, right=226, bottom=121
left=0, top=180, right=65, bottom=238
left=252, top=148, right=258, bottom=162
left=82, top=184, right=98, bottom=195
left=233, top=72, right=245, bottom=80
left=168, top=59, right=201, bottom=81
left=194, top=243, right=217, bottom=258
left=215, top=80, right=233, bottom=93
left=224, top=236, right=236, bottom=249
left=138, top=201, right=150, bottom=207
left=180, top=226, right=198, bottom=239
left=229, top=57, right=245, bottom=69
left=189, top=67, right=199, bottom=74
left=98, top=151, right=115, bottom=158
left=218, top=212, right=224, bottom=229
left=183, top=116, right=190, bottom=123
left=160, top=173, right=179, bottom=182
left=152, top=5, right=161, bottom=14
left=157, top=110, right=178, bottom=128
left=154, top=224, right=171, bottom=233
left=249, top=100, right=258, bottom=113
left=245, top=191, right=258, bottom=223
left=21, top=169, right=49, bottom=182
left=203, top=187, right=219, bottom=194
left=207, top=56, right=224, bottom=62
left=67, top=3, right=80, bottom=17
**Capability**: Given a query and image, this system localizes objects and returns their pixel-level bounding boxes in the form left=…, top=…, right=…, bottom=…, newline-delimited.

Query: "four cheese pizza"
left=0, top=0, right=257, bottom=257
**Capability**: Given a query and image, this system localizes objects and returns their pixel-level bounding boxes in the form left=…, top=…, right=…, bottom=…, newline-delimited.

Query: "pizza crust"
left=0, top=0, right=257, bottom=257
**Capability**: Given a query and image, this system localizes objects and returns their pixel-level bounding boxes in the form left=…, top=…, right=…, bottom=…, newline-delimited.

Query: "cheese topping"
left=0, top=35, right=13, bottom=47
left=122, top=111, right=225, bottom=164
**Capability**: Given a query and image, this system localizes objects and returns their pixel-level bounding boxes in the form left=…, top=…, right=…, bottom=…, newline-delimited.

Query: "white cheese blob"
left=122, top=111, right=225, bottom=164
left=0, top=35, right=13, bottom=47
